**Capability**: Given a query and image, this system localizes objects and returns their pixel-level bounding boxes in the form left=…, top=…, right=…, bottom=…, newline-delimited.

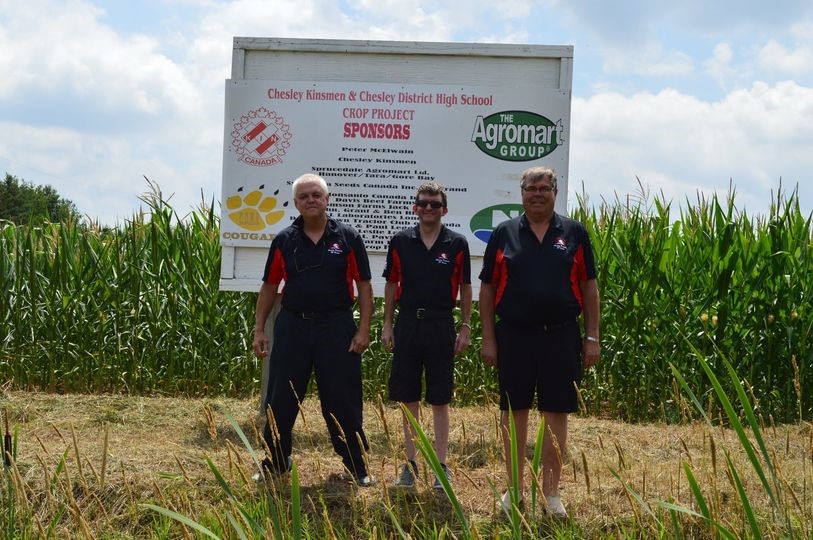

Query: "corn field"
left=1, top=185, right=811, bottom=422
left=0, top=188, right=258, bottom=395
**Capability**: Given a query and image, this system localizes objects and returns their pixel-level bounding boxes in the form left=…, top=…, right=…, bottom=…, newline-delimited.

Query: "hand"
left=454, top=326, right=470, bottom=355
left=582, top=339, right=600, bottom=368
left=348, top=328, right=370, bottom=354
left=381, top=322, right=394, bottom=351
left=481, top=337, right=498, bottom=367
left=253, top=330, right=269, bottom=358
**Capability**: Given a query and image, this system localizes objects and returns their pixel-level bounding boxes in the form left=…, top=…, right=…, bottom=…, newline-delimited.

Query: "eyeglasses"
left=522, top=185, right=555, bottom=194
left=293, top=243, right=325, bottom=272
left=415, top=200, right=444, bottom=209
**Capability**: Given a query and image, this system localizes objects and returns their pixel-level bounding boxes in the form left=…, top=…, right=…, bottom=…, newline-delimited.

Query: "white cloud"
left=349, top=0, right=533, bottom=30
left=756, top=40, right=813, bottom=76
left=703, top=42, right=738, bottom=89
left=571, top=81, right=813, bottom=217
left=790, top=21, right=813, bottom=42
left=0, top=0, right=200, bottom=115
left=559, top=0, right=813, bottom=44
left=705, top=42, right=733, bottom=69
left=0, top=0, right=226, bottom=223
left=675, top=0, right=813, bottom=31
left=602, top=44, right=694, bottom=77
left=0, top=120, right=221, bottom=224
left=0, top=122, right=136, bottom=221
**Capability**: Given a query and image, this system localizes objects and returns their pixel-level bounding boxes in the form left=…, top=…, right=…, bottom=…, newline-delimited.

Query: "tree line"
left=0, top=173, right=80, bottom=225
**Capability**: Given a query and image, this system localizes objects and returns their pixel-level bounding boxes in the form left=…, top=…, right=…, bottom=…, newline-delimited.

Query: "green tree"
left=0, top=173, right=80, bottom=224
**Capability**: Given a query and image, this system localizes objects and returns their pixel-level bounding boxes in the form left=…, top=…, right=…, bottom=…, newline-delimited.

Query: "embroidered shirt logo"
left=435, top=252, right=451, bottom=265
left=327, top=242, right=344, bottom=255
left=553, top=237, right=568, bottom=252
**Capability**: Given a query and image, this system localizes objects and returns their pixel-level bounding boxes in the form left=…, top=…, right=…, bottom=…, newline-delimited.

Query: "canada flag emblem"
left=231, top=107, right=292, bottom=167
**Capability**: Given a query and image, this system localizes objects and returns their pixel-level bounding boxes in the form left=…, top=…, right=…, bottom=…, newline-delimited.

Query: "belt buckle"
left=415, top=308, right=426, bottom=320
left=301, top=311, right=314, bottom=320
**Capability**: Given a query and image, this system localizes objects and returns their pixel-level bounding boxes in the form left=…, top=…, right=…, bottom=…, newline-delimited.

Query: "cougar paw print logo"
left=231, top=107, right=292, bottom=167
left=226, top=185, right=289, bottom=231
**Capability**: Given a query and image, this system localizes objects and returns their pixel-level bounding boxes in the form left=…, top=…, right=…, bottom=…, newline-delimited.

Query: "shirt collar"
left=291, top=215, right=340, bottom=238
left=409, top=223, right=450, bottom=244
left=519, top=212, right=562, bottom=231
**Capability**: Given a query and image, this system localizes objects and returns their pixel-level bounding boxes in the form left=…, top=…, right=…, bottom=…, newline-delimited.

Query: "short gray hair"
left=520, top=167, right=557, bottom=191
left=292, top=173, right=329, bottom=197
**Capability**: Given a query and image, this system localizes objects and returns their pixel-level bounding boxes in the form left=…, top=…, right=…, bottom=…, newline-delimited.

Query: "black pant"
left=262, top=309, right=369, bottom=477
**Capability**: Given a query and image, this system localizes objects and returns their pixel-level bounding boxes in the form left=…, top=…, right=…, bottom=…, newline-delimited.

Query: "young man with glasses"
left=479, top=167, right=601, bottom=518
left=252, top=173, right=374, bottom=486
left=381, top=181, right=472, bottom=490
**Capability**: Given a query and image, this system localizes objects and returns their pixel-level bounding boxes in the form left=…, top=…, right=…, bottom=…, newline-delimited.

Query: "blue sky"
left=2, top=0, right=812, bottom=224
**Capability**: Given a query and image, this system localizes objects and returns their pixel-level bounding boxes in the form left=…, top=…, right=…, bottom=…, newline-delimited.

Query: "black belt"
left=502, top=318, right=578, bottom=332
left=283, top=307, right=348, bottom=320
left=398, top=306, right=453, bottom=320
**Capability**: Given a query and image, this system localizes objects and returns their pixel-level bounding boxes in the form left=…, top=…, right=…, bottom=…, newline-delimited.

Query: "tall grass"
left=0, top=182, right=259, bottom=395
left=1, top=181, right=811, bottom=421
left=573, top=183, right=812, bottom=422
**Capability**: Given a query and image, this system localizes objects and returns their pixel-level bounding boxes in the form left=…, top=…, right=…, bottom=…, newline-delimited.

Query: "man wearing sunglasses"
left=381, top=181, right=472, bottom=490
left=252, top=173, right=374, bottom=486
left=479, top=167, right=600, bottom=518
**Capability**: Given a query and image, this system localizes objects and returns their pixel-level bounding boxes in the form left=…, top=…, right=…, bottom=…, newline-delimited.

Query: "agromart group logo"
left=470, top=204, right=524, bottom=243
left=471, top=111, right=564, bottom=161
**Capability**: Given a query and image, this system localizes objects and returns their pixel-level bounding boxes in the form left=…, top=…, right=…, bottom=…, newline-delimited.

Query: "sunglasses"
left=415, top=200, right=444, bottom=209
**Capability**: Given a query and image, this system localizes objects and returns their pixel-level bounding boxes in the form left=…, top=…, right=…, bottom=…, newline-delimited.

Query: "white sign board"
left=221, top=80, right=570, bottom=256
left=219, top=38, right=573, bottom=293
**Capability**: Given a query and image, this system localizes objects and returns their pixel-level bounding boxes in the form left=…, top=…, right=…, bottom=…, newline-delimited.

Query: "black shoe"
left=253, top=456, right=292, bottom=482
left=355, top=474, right=376, bottom=487
left=340, top=469, right=376, bottom=487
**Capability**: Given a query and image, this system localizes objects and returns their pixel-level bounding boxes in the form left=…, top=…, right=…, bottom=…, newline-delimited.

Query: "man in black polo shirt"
left=252, top=173, right=374, bottom=486
left=480, top=167, right=600, bottom=517
left=382, top=181, right=472, bottom=490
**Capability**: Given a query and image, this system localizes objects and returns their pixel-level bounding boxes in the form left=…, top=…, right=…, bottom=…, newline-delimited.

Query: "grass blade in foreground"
left=205, top=457, right=265, bottom=537
left=667, top=502, right=684, bottom=540
left=140, top=503, right=221, bottom=540
left=529, top=416, right=545, bottom=517
left=225, top=511, right=249, bottom=540
left=383, top=503, right=410, bottom=540
left=657, top=501, right=738, bottom=540
left=290, top=461, right=301, bottom=540
left=725, top=450, right=762, bottom=540
left=218, top=405, right=264, bottom=474
left=668, top=363, right=711, bottom=424
left=608, top=467, right=662, bottom=529
left=680, top=332, right=785, bottom=524
left=682, top=461, right=714, bottom=536
left=402, top=405, right=470, bottom=539
left=505, top=407, right=522, bottom=538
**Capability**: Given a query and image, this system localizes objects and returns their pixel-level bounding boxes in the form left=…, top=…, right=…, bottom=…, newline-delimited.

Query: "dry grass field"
left=1, top=389, right=811, bottom=538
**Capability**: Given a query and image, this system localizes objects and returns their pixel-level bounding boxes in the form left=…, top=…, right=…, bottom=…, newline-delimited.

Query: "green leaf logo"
left=471, top=111, right=564, bottom=161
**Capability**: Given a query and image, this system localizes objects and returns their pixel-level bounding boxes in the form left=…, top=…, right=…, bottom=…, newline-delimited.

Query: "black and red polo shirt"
left=262, top=216, right=371, bottom=312
left=383, top=224, right=471, bottom=311
left=479, top=213, right=597, bottom=324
